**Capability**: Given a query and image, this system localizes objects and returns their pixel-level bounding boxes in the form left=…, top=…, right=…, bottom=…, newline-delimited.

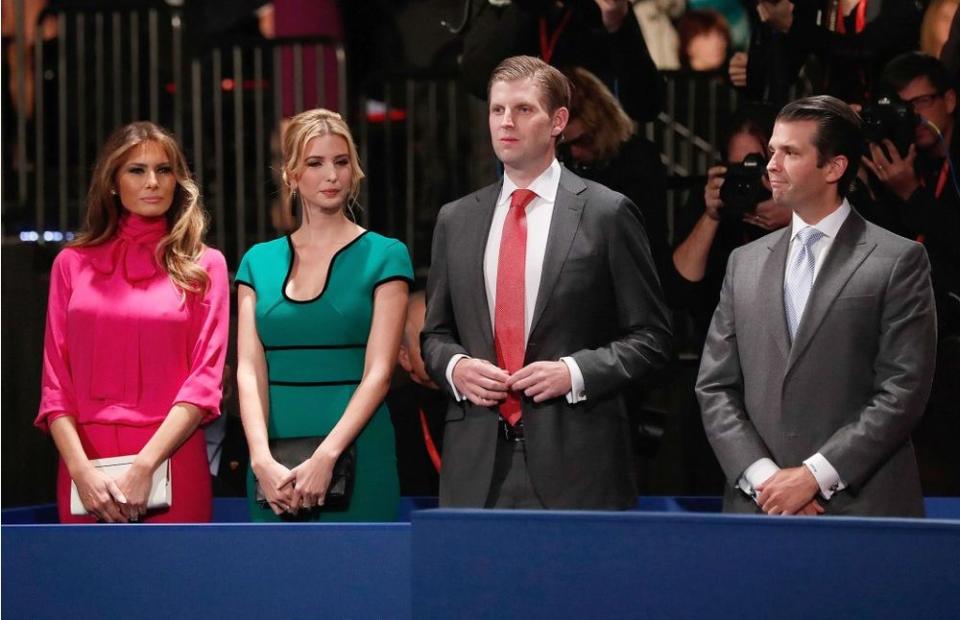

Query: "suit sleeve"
left=569, top=197, right=672, bottom=399
left=817, top=242, right=937, bottom=488
left=696, top=247, right=775, bottom=485
left=421, top=204, right=469, bottom=399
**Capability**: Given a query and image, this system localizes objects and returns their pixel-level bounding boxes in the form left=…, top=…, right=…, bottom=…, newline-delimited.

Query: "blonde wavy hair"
left=72, top=121, right=209, bottom=294
left=281, top=108, right=365, bottom=219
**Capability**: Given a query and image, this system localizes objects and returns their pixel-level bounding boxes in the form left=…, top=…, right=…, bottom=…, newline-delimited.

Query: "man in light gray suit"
left=697, top=96, right=937, bottom=517
left=422, top=56, right=672, bottom=510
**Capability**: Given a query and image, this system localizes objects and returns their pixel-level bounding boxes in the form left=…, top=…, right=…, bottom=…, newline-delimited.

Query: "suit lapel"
left=760, top=228, right=791, bottom=362
left=466, top=182, right=501, bottom=357
left=529, top=168, right=586, bottom=337
left=786, top=210, right=874, bottom=373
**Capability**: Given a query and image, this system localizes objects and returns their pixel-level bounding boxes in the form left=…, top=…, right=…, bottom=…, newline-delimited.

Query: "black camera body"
left=860, top=95, right=919, bottom=158
left=719, top=153, right=771, bottom=215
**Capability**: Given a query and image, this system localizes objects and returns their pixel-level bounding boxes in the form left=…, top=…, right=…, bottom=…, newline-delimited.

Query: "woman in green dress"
left=236, top=109, right=413, bottom=521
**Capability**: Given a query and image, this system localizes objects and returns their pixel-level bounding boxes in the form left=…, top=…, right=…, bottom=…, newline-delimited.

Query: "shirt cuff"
left=560, top=356, right=586, bottom=404
left=803, top=453, right=845, bottom=500
left=445, top=354, right=469, bottom=402
left=738, top=458, right=780, bottom=504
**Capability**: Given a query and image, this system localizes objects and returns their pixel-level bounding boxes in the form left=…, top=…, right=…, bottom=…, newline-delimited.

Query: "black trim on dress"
left=263, top=343, right=366, bottom=351
left=269, top=380, right=362, bottom=386
left=282, top=230, right=370, bottom=304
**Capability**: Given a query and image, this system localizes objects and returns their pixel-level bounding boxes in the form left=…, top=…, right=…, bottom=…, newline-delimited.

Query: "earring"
left=291, top=188, right=298, bottom=200
left=111, top=189, right=118, bottom=196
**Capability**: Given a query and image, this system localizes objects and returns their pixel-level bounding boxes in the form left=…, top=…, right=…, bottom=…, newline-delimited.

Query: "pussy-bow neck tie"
left=90, top=213, right=168, bottom=283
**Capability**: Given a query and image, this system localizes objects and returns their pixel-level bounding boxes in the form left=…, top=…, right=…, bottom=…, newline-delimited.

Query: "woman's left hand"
left=115, top=460, right=155, bottom=521
left=281, top=449, right=338, bottom=512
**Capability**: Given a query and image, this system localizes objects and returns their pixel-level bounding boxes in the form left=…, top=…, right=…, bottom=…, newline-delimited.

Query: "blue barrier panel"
left=2, top=523, right=411, bottom=620
left=5, top=496, right=956, bottom=523
left=411, top=510, right=960, bottom=620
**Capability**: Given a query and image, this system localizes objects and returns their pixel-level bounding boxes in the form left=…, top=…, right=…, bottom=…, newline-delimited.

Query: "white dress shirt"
left=739, top=200, right=852, bottom=503
left=445, top=159, right=587, bottom=403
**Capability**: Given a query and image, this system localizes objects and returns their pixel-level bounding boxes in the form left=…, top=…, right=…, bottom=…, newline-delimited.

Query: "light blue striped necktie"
left=784, top=226, right=825, bottom=340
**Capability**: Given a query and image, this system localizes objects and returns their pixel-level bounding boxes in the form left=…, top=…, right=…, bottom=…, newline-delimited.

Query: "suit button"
left=578, top=391, right=586, bottom=399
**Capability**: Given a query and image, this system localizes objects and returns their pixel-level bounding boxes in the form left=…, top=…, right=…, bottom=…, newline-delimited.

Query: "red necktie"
left=495, top=189, right=536, bottom=426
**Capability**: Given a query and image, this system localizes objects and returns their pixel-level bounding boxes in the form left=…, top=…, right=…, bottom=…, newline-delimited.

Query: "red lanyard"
left=934, top=159, right=949, bottom=199
left=418, top=409, right=441, bottom=472
left=835, top=0, right=868, bottom=34
left=539, top=8, right=573, bottom=64
left=914, top=160, right=950, bottom=244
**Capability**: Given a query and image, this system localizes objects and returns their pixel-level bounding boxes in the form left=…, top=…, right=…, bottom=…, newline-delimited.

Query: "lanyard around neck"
left=539, top=8, right=573, bottom=64
left=835, top=0, right=868, bottom=34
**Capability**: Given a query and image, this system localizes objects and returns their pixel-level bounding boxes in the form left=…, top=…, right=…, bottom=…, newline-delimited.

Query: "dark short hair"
left=721, top=103, right=778, bottom=160
left=487, top=55, right=571, bottom=114
left=882, top=52, right=955, bottom=95
left=776, top=96, right=863, bottom=199
left=676, top=9, right=731, bottom=70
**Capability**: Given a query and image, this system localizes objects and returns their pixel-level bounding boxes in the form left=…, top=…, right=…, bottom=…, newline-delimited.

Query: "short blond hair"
left=281, top=108, right=365, bottom=206
left=487, top=55, right=571, bottom=114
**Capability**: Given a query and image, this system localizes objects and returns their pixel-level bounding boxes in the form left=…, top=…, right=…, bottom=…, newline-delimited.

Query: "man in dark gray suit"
left=697, top=96, right=937, bottom=517
left=421, top=56, right=672, bottom=510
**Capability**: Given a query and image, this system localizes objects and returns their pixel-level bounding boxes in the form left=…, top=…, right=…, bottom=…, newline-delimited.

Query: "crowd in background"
left=5, top=0, right=960, bottom=513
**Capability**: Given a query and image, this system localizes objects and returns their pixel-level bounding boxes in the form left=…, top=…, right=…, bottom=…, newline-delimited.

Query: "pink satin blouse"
left=36, top=213, right=229, bottom=431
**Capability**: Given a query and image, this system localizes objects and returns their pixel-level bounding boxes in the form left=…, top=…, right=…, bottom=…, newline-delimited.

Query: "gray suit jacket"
left=422, top=167, right=672, bottom=509
left=696, top=209, right=937, bottom=517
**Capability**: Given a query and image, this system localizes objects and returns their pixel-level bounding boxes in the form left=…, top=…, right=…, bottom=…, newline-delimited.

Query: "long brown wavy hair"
left=72, top=121, right=209, bottom=294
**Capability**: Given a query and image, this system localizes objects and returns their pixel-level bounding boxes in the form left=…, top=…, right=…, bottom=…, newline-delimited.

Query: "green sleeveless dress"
left=235, top=231, right=413, bottom=522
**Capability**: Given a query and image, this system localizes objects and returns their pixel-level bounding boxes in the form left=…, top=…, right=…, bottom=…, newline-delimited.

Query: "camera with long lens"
left=719, top=153, right=771, bottom=215
left=860, top=94, right=919, bottom=158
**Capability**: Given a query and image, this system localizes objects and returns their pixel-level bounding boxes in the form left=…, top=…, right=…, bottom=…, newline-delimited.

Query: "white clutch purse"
left=69, top=455, right=171, bottom=516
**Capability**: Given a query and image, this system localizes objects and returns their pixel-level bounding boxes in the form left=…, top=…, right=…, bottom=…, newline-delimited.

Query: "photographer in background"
left=668, top=104, right=788, bottom=493
left=861, top=51, right=960, bottom=494
left=671, top=104, right=789, bottom=343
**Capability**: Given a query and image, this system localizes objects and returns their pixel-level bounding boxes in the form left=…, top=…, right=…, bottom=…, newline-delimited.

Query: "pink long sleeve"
left=173, top=248, right=229, bottom=424
left=36, top=250, right=81, bottom=432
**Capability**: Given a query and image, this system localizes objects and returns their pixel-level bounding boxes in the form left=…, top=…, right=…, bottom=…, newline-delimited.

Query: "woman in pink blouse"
left=36, top=121, right=229, bottom=523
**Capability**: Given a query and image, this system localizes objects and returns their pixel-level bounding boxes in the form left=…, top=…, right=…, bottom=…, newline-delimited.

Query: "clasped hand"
left=74, top=464, right=129, bottom=523
left=755, top=466, right=824, bottom=516
left=452, top=358, right=572, bottom=407
left=115, top=459, right=156, bottom=522
left=279, top=449, right=338, bottom=514
left=253, top=458, right=295, bottom=516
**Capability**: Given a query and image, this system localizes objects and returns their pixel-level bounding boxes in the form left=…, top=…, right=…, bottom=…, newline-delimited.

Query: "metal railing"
left=3, top=1, right=349, bottom=265
left=1, top=2, right=789, bottom=265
